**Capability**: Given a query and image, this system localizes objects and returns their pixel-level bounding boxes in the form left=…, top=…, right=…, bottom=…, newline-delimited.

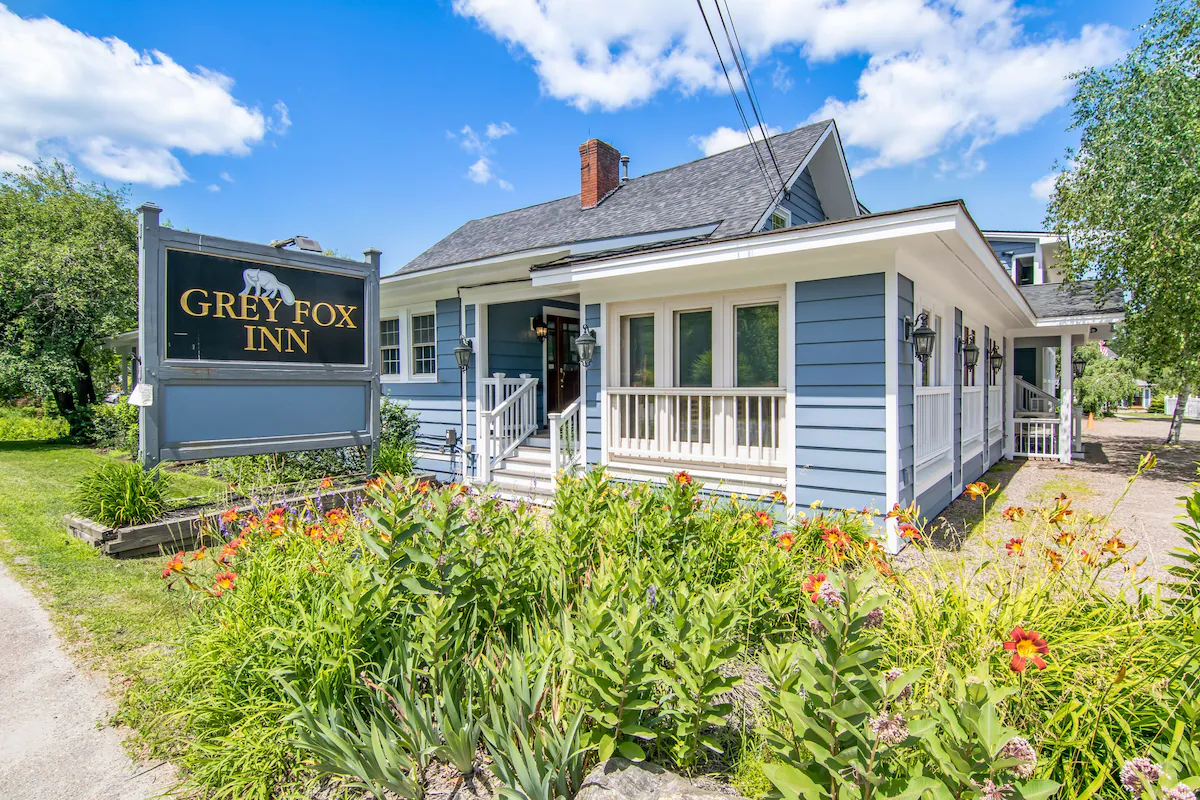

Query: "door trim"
left=542, top=306, right=581, bottom=427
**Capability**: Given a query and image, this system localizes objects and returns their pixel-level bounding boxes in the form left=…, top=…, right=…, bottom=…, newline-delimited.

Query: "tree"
left=1045, top=0, right=1200, bottom=443
left=1074, top=344, right=1141, bottom=414
left=0, top=161, right=137, bottom=434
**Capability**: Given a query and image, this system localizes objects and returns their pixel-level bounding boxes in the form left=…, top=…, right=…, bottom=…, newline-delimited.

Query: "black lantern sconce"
left=988, top=342, right=1004, bottom=380
left=453, top=337, right=474, bottom=372
left=531, top=316, right=549, bottom=343
left=961, top=330, right=980, bottom=369
left=575, top=325, right=597, bottom=368
left=904, top=312, right=937, bottom=366
left=1071, top=350, right=1087, bottom=380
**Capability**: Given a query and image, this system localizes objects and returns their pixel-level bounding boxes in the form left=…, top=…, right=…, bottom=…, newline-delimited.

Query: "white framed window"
left=380, top=303, right=438, bottom=382
left=1014, top=255, right=1035, bottom=286
left=621, top=313, right=656, bottom=387
left=381, top=318, right=401, bottom=375
left=734, top=302, right=780, bottom=388
left=411, top=312, right=437, bottom=376
left=768, top=207, right=791, bottom=231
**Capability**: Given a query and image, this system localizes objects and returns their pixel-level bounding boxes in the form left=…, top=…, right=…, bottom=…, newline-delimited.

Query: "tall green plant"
left=72, top=460, right=167, bottom=526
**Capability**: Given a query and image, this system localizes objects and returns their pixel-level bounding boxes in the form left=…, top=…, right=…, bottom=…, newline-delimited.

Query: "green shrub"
left=85, top=398, right=139, bottom=450
left=73, top=461, right=168, bottom=526
left=1149, top=392, right=1166, bottom=413
left=0, top=404, right=69, bottom=441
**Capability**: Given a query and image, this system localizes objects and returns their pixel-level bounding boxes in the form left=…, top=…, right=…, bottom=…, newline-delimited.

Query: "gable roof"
left=398, top=120, right=834, bottom=275
left=1019, top=281, right=1124, bottom=318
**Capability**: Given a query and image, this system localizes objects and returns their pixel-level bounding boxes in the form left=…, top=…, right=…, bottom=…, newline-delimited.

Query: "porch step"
left=490, top=471, right=555, bottom=503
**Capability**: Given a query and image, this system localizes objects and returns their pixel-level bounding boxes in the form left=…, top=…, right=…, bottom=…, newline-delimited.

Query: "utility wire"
left=717, top=0, right=788, bottom=194
left=695, top=0, right=780, bottom=201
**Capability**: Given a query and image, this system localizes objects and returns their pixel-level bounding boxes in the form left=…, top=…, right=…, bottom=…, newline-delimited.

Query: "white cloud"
left=1031, top=172, right=1057, bottom=201
left=693, top=124, right=782, bottom=156
left=453, top=0, right=1126, bottom=172
left=451, top=121, right=517, bottom=189
left=0, top=4, right=279, bottom=187
left=771, top=61, right=793, bottom=93
left=206, top=183, right=220, bottom=192
left=268, top=101, right=291, bottom=134
left=219, top=171, right=234, bottom=183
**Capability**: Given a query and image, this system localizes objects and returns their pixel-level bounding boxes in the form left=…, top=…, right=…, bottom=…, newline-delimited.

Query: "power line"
left=716, top=0, right=788, bottom=194
left=694, top=0, right=780, bottom=201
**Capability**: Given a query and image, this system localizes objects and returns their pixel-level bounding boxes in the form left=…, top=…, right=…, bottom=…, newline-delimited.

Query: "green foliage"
left=0, top=161, right=137, bottom=431
left=0, top=404, right=68, bottom=441
left=1046, top=0, right=1200, bottom=440
left=1074, top=345, right=1141, bottom=414
left=78, top=398, right=139, bottom=450
left=72, top=460, right=167, bottom=526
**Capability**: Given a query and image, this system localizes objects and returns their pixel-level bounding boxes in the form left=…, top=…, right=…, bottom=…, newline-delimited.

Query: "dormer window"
left=768, top=208, right=791, bottom=231
left=1015, top=255, right=1035, bottom=286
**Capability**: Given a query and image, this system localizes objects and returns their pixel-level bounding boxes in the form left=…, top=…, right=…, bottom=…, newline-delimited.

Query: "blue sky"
left=0, top=1, right=1152, bottom=271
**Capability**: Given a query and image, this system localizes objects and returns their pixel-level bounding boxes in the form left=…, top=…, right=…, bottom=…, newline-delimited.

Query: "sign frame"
left=137, top=203, right=381, bottom=467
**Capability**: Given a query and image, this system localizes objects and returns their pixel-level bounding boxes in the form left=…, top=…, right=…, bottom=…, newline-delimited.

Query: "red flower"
left=821, top=526, right=852, bottom=550
left=221, top=508, right=239, bottom=524
left=212, top=571, right=237, bottom=596
left=416, top=480, right=431, bottom=494
left=674, top=471, right=692, bottom=485
left=1006, top=537, right=1025, bottom=556
left=776, top=532, right=795, bottom=551
left=161, top=552, right=185, bottom=578
left=1054, top=530, right=1076, bottom=547
left=319, top=477, right=334, bottom=490
left=965, top=481, right=990, bottom=500
left=770, top=490, right=787, bottom=504
left=1101, top=536, right=1128, bottom=556
left=755, top=510, right=775, bottom=529
left=1003, top=627, right=1049, bottom=672
left=365, top=476, right=385, bottom=491
left=190, top=546, right=207, bottom=561
left=1045, top=549, right=1064, bottom=572
left=1002, top=506, right=1026, bottom=522
left=325, top=507, right=350, bottom=526
left=803, top=572, right=828, bottom=602
left=898, top=523, right=922, bottom=542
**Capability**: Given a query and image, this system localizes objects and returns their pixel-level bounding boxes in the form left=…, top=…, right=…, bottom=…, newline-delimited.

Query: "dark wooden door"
left=546, top=315, right=581, bottom=414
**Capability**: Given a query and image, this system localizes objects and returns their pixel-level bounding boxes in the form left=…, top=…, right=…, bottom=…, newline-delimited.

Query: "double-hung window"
left=410, top=312, right=437, bottom=377
left=380, top=319, right=401, bottom=375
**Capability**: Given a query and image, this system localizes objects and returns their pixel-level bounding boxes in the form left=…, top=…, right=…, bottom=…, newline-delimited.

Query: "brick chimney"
left=579, top=139, right=621, bottom=209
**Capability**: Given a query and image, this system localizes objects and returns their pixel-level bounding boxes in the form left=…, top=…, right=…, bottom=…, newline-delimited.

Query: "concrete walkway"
left=0, top=560, right=174, bottom=800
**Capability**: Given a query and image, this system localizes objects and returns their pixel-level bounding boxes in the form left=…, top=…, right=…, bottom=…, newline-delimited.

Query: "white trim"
left=784, top=280, right=797, bottom=507
left=540, top=305, right=582, bottom=427
left=379, top=301, right=438, bottom=384
left=751, top=122, right=833, bottom=233
left=884, top=268, right=900, bottom=553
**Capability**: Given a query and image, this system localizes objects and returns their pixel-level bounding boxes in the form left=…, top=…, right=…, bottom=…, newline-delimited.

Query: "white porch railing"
left=962, top=386, right=984, bottom=448
left=988, top=385, right=1003, bottom=438
left=1014, top=418, right=1060, bottom=458
left=1015, top=376, right=1057, bottom=416
left=549, top=397, right=583, bottom=485
left=607, top=387, right=786, bottom=468
left=915, top=386, right=953, bottom=466
left=479, top=374, right=538, bottom=482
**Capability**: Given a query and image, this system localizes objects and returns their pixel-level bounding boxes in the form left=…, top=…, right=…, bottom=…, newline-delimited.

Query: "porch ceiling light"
left=989, top=342, right=1004, bottom=379
left=453, top=337, right=473, bottom=372
left=1072, top=350, right=1087, bottom=380
left=962, top=331, right=980, bottom=369
left=575, top=325, right=597, bottom=368
left=531, top=316, right=549, bottom=343
left=906, top=312, right=937, bottom=366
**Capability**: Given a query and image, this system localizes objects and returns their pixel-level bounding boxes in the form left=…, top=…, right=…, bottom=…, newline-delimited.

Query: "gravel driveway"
left=0, top=560, right=175, bottom=800
left=925, top=415, right=1200, bottom=583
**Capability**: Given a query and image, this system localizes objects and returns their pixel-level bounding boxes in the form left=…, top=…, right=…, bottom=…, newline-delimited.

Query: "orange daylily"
left=1045, top=549, right=1064, bottom=572
left=754, top=510, right=775, bottom=529
left=965, top=481, right=990, bottom=500
left=1002, top=506, right=1026, bottom=522
left=161, top=552, right=185, bottom=578
left=1003, top=627, right=1049, bottom=672
left=776, top=532, right=795, bottom=551
left=325, top=507, right=350, bottom=526
left=221, top=508, right=239, bottom=524
left=1054, top=530, right=1076, bottom=547
left=1102, top=536, right=1129, bottom=556
left=674, top=471, right=692, bottom=485
left=803, top=572, right=828, bottom=602
left=319, top=477, right=334, bottom=490
left=212, top=571, right=237, bottom=596
left=898, top=523, right=922, bottom=542
left=821, top=526, right=852, bottom=550
left=1047, top=493, right=1074, bottom=524
left=1006, top=537, right=1025, bottom=556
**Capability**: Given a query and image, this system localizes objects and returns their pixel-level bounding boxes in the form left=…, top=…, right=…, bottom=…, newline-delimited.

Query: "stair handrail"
left=1014, top=376, right=1059, bottom=417
left=479, top=375, right=538, bottom=482
left=548, top=397, right=583, bottom=487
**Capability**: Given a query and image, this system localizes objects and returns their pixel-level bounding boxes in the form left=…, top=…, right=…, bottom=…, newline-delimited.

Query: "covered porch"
left=1005, top=331, right=1091, bottom=463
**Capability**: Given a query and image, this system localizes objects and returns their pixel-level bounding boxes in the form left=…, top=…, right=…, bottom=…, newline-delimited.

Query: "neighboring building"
left=382, top=120, right=1124, bottom=550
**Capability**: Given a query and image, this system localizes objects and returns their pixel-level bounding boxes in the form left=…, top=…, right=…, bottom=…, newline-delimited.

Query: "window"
left=768, top=209, right=790, bottom=231
left=1016, top=256, right=1035, bottom=286
left=920, top=311, right=941, bottom=387
left=410, top=313, right=436, bottom=376
left=736, top=303, right=779, bottom=387
left=621, top=314, right=655, bottom=387
left=380, top=319, right=400, bottom=375
left=675, top=309, right=713, bottom=387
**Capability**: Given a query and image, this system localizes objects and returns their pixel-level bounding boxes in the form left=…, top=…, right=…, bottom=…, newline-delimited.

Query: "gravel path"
left=925, top=415, right=1200, bottom=583
left=0, top=560, right=175, bottom=800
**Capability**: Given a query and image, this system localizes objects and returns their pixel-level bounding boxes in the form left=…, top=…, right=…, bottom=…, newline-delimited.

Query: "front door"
left=546, top=314, right=580, bottom=416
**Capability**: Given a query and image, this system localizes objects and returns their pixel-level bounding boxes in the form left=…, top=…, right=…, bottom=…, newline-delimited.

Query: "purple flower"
left=1121, top=758, right=1165, bottom=796
left=977, top=780, right=1013, bottom=800
left=808, top=617, right=828, bottom=640
left=999, top=737, right=1038, bottom=780
left=646, top=585, right=658, bottom=609
left=864, top=608, right=884, bottom=628
left=818, top=582, right=842, bottom=607
left=1165, top=785, right=1197, bottom=800
left=868, top=712, right=909, bottom=746
left=885, top=667, right=912, bottom=701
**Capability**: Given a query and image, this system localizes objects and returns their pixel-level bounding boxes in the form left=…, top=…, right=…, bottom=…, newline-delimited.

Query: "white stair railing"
left=1014, top=418, right=1060, bottom=458
left=1014, top=376, right=1058, bottom=416
left=548, top=397, right=582, bottom=487
left=479, top=374, right=538, bottom=482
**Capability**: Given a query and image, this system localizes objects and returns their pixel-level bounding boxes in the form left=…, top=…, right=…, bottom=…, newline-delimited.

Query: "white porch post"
left=1005, top=336, right=1016, bottom=458
left=1059, top=333, right=1073, bottom=464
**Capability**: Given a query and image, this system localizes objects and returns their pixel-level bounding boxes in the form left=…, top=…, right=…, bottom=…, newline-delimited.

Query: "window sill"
left=382, top=375, right=438, bottom=384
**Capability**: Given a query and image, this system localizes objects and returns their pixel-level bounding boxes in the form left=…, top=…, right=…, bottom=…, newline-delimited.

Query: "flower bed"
left=136, top=463, right=1200, bottom=800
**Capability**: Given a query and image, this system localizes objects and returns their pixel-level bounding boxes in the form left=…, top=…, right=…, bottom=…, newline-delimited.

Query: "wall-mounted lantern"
left=454, top=337, right=474, bottom=372
left=575, top=325, right=597, bottom=368
left=531, top=316, right=549, bottom=343
left=962, top=331, right=980, bottom=369
left=988, top=342, right=1004, bottom=380
left=1072, top=350, right=1087, bottom=380
left=905, top=312, right=937, bottom=366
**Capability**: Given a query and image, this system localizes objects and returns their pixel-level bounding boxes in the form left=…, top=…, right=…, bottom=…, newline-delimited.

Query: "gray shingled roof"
left=398, top=120, right=832, bottom=275
left=1019, top=282, right=1125, bottom=317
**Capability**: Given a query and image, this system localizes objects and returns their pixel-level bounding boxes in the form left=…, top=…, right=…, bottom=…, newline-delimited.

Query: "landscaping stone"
left=576, top=758, right=746, bottom=800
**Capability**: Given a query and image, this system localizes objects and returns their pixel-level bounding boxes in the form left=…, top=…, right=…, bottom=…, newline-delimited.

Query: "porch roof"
left=397, top=121, right=832, bottom=276
left=1019, top=282, right=1125, bottom=318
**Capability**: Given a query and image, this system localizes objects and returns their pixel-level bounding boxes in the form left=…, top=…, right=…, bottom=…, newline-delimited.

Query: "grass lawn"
left=0, top=440, right=225, bottom=678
